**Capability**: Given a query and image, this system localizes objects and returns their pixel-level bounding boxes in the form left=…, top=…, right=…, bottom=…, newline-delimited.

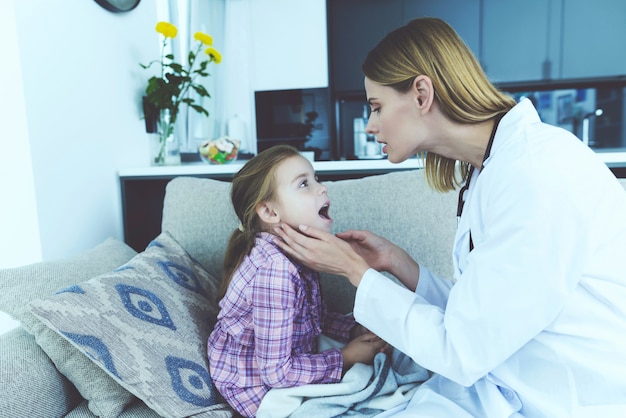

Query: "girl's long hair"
left=218, top=145, right=301, bottom=300
left=362, top=17, right=516, bottom=192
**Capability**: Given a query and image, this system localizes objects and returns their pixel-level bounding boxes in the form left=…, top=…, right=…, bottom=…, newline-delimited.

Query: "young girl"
left=207, top=145, right=387, bottom=417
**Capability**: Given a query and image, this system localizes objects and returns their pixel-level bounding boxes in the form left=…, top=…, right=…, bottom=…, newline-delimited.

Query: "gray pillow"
left=29, top=232, right=233, bottom=418
left=0, top=238, right=138, bottom=417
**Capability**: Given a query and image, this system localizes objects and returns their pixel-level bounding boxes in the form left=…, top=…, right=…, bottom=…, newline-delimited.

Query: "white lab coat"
left=356, top=99, right=626, bottom=417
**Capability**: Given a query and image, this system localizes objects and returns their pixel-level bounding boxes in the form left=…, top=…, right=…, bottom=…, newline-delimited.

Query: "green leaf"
left=192, top=84, right=210, bottom=97
left=190, top=104, right=209, bottom=116
left=169, top=63, right=184, bottom=74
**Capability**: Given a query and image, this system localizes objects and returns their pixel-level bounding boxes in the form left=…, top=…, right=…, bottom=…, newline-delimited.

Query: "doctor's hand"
left=273, top=223, right=370, bottom=287
left=335, top=229, right=398, bottom=273
left=337, top=229, right=421, bottom=292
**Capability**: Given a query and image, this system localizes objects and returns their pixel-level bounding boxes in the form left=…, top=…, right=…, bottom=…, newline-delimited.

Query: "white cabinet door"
left=250, top=0, right=328, bottom=91
left=561, top=0, right=626, bottom=79
left=482, top=0, right=562, bottom=83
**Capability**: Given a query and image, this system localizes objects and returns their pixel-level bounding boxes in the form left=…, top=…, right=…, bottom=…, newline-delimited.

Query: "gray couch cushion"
left=319, top=170, right=457, bottom=312
left=0, top=238, right=138, bottom=417
left=161, top=170, right=457, bottom=315
left=162, top=176, right=236, bottom=283
left=65, top=398, right=162, bottom=417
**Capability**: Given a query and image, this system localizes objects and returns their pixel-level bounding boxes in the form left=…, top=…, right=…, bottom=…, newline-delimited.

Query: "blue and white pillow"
left=28, top=232, right=233, bottom=418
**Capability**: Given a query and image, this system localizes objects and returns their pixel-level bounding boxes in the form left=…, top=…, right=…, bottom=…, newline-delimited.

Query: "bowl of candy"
left=198, top=137, right=240, bottom=164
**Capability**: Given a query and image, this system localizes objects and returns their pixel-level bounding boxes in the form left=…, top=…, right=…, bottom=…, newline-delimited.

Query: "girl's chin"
left=315, top=220, right=333, bottom=233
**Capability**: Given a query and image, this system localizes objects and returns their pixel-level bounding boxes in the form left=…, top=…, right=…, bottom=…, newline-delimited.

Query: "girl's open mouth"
left=319, top=203, right=331, bottom=221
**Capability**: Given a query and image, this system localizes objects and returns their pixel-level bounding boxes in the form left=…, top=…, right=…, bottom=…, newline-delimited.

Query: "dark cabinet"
left=326, top=0, right=626, bottom=159
left=327, top=0, right=480, bottom=158
left=561, top=0, right=626, bottom=80
left=328, top=0, right=403, bottom=93
left=328, top=0, right=479, bottom=94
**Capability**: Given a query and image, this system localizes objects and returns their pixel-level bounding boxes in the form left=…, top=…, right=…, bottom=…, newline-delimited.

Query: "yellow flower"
left=206, top=47, right=222, bottom=64
left=194, top=32, right=213, bottom=46
left=155, top=21, right=177, bottom=38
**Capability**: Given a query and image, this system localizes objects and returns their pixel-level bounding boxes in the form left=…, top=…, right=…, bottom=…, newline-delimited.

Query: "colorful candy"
left=199, top=137, right=240, bottom=164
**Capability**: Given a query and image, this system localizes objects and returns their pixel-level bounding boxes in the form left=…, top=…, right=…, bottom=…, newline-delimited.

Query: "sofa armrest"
left=0, top=327, right=83, bottom=416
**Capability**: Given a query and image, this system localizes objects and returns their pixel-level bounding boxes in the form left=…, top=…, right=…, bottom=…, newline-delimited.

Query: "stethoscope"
left=456, top=112, right=506, bottom=251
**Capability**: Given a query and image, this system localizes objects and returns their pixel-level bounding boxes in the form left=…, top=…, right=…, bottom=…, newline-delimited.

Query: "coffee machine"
left=353, top=105, right=381, bottom=158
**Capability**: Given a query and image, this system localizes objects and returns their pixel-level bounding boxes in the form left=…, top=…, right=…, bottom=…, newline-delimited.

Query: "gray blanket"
left=256, top=346, right=429, bottom=418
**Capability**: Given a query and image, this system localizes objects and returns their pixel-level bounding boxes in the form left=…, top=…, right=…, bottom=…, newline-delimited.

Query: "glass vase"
left=152, top=109, right=181, bottom=166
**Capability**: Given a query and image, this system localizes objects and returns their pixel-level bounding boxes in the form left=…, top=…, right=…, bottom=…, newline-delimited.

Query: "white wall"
left=1, top=0, right=42, bottom=269
left=1, top=0, right=159, bottom=268
left=0, top=0, right=327, bottom=267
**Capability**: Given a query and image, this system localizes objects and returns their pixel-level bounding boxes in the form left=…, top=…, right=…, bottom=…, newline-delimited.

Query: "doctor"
left=274, top=17, right=626, bottom=417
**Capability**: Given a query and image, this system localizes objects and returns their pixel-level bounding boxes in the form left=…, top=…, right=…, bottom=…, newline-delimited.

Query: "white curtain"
left=162, top=0, right=226, bottom=152
left=162, top=0, right=255, bottom=153
left=220, top=0, right=255, bottom=153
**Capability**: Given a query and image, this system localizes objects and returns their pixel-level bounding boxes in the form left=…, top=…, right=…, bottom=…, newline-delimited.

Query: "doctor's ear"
left=256, top=201, right=281, bottom=225
left=412, top=75, right=434, bottom=110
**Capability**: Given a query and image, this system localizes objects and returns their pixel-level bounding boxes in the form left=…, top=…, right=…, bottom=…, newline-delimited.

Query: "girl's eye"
left=372, top=107, right=380, bottom=114
left=299, top=179, right=309, bottom=188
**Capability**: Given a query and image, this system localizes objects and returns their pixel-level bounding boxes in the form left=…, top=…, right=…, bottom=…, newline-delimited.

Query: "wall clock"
left=94, top=0, right=141, bottom=13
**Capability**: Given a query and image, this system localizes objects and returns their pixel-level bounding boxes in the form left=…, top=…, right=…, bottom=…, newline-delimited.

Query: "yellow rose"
left=155, top=21, right=177, bottom=38
left=206, top=47, right=222, bottom=64
left=194, top=32, right=213, bottom=46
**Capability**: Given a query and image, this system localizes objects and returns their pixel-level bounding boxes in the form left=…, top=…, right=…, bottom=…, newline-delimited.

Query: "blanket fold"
left=256, top=346, right=429, bottom=418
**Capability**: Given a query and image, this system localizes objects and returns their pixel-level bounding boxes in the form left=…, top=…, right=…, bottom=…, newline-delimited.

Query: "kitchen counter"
left=118, top=152, right=626, bottom=252
left=118, top=150, right=626, bottom=180
left=119, top=157, right=425, bottom=252
left=117, top=157, right=424, bottom=180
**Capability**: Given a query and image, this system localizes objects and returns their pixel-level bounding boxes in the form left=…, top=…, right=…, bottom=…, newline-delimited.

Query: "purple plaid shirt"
left=208, top=232, right=355, bottom=417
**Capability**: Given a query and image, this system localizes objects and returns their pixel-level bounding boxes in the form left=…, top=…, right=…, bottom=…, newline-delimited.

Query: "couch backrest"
left=161, top=170, right=626, bottom=313
left=161, top=169, right=457, bottom=312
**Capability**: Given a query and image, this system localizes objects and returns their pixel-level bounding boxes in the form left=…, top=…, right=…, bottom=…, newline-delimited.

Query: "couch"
left=1, top=168, right=624, bottom=417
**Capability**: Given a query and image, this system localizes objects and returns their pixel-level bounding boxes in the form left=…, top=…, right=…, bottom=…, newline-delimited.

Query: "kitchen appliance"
left=353, top=104, right=381, bottom=159
left=254, top=88, right=328, bottom=153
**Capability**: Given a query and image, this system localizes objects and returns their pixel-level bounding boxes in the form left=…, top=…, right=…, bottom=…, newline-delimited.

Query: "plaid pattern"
left=208, top=233, right=355, bottom=416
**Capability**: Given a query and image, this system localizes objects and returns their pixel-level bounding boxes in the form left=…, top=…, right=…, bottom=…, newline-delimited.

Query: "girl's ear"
left=412, top=75, right=434, bottom=111
left=256, top=201, right=281, bottom=225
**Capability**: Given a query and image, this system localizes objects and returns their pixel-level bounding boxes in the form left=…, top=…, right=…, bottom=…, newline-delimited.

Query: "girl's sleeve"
left=251, top=262, right=343, bottom=388
left=321, top=311, right=356, bottom=343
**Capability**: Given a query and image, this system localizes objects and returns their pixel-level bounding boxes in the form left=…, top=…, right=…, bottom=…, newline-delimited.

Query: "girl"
left=208, top=145, right=387, bottom=417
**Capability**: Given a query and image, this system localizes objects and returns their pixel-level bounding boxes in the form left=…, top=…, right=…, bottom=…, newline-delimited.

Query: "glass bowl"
left=198, top=137, right=240, bottom=164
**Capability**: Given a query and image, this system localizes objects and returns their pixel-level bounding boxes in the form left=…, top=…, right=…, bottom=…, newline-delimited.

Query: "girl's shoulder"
left=249, top=232, right=298, bottom=271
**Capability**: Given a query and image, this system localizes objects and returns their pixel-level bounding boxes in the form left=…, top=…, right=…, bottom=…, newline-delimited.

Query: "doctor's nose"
left=365, top=119, right=377, bottom=135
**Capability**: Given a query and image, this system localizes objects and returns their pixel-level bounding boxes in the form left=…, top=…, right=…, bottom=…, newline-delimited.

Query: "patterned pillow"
left=28, top=232, right=234, bottom=418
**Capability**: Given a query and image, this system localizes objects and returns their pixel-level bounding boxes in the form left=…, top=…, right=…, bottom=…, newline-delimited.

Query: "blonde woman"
left=275, top=18, right=626, bottom=417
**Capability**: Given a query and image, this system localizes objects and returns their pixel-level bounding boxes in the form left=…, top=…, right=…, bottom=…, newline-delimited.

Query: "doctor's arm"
left=358, top=164, right=585, bottom=386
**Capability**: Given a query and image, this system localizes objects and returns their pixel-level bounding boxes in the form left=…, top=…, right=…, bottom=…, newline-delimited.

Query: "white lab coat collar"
left=453, top=98, right=542, bottom=280
left=482, top=98, right=542, bottom=170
